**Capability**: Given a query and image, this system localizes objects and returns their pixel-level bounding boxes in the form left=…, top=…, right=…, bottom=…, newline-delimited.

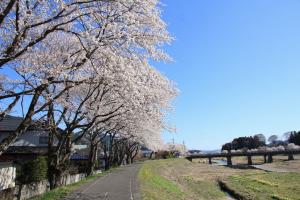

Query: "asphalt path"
left=62, top=163, right=141, bottom=200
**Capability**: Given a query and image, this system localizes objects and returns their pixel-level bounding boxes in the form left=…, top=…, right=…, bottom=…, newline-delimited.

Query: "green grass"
left=183, top=178, right=225, bottom=200
left=138, top=159, right=226, bottom=200
left=224, top=172, right=300, bottom=200
left=139, top=160, right=186, bottom=200
left=30, top=169, right=114, bottom=200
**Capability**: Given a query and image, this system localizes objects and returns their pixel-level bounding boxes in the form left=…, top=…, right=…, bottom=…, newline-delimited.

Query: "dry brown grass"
left=140, top=157, right=300, bottom=200
left=146, top=159, right=263, bottom=200
left=175, top=158, right=261, bottom=182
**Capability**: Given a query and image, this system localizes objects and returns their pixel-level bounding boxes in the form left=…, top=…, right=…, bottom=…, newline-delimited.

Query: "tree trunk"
left=247, top=155, right=252, bottom=165
left=150, top=151, right=154, bottom=159
left=104, top=150, right=110, bottom=171
left=87, top=143, right=97, bottom=176
left=47, top=136, right=72, bottom=189
left=268, top=154, right=273, bottom=163
left=288, top=153, right=294, bottom=160
left=227, top=156, right=232, bottom=166
left=130, top=147, right=139, bottom=163
left=126, top=155, right=130, bottom=165
left=48, top=155, right=62, bottom=189
left=48, top=149, right=66, bottom=189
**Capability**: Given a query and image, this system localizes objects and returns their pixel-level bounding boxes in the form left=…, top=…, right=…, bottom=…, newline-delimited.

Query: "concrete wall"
left=0, top=162, right=16, bottom=191
left=59, top=173, right=86, bottom=186
left=13, top=180, right=49, bottom=200
left=0, top=170, right=102, bottom=200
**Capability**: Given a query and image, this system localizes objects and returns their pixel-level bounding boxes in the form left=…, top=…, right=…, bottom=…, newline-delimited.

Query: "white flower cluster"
left=222, top=144, right=300, bottom=155
left=0, top=0, right=177, bottom=151
left=286, top=143, right=300, bottom=151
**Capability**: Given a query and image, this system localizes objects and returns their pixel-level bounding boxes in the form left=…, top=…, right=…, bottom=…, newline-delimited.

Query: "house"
left=0, top=115, right=50, bottom=162
left=0, top=115, right=88, bottom=162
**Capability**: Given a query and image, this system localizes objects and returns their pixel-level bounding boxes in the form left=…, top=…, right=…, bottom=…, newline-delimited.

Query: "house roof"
left=70, top=153, right=89, bottom=160
left=0, top=115, right=23, bottom=131
left=4, top=146, right=48, bottom=154
left=0, top=115, right=49, bottom=132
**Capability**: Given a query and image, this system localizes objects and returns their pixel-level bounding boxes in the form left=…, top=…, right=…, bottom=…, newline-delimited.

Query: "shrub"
left=155, top=151, right=174, bottom=159
left=17, top=156, right=48, bottom=184
left=27, top=156, right=48, bottom=182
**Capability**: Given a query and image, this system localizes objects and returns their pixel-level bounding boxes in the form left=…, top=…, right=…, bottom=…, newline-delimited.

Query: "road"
left=63, top=163, right=141, bottom=200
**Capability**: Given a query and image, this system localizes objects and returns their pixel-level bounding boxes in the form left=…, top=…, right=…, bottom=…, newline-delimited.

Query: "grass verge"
left=223, top=172, right=300, bottom=200
left=30, top=169, right=114, bottom=200
left=138, top=159, right=227, bottom=200
left=139, top=159, right=186, bottom=200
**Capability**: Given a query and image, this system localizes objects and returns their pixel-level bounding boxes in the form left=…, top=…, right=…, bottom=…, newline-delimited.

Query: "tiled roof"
left=0, top=115, right=23, bottom=131
left=0, top=115, right=48, bottom=132
left=4, top=146, right=48, bottom=154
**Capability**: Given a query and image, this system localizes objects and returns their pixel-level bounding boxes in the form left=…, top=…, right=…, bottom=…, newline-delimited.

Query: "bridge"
left=186, top=150, right=300, bottom=166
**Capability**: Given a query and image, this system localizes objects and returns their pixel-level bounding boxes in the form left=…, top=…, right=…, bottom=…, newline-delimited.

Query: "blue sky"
left=158, top=0, right=300, bottom=150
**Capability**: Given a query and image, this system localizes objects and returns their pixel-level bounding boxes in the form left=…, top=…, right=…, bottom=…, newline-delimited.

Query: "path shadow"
left=224, top=164, right=257, bottom=170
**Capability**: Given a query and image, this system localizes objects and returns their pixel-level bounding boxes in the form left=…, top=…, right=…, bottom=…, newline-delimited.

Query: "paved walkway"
left=62, top=164, right=142, bottom=200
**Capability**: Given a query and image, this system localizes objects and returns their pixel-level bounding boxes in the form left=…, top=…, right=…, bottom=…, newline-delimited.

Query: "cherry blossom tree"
left=83, top=64, right=178, bottom=173
left=0, top=0, right=173, bottom=155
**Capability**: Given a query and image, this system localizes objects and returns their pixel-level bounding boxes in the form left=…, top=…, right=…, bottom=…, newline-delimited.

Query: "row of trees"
left=288, top=131, right=300, bottom=146
left=222, top=132, right=300, bottom=152
left=222, top=135, right=264, bottom=152
left=0, top=0, right=177, bottom=189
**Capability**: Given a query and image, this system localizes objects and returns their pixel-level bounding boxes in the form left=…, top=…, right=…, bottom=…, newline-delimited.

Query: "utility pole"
left=171, top=138, right=175, bottom=152
left=183, top=140, right=187, bottom=154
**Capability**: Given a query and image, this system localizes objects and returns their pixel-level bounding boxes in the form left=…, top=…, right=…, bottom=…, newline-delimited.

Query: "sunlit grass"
left=139, top=160, right=186, bottom=200
left=139, top=159, right=226, bottom=200
left=224, top=172, right=300, bottom=200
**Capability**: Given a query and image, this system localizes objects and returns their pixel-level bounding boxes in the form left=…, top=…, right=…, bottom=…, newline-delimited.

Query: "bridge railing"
left=186, top=150, right=300, bottom=165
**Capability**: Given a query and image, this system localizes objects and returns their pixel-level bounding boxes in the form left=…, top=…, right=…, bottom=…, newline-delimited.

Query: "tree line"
left=222, top=132, right=300, bottom=152
left=0, top=0, right=177, bottom=189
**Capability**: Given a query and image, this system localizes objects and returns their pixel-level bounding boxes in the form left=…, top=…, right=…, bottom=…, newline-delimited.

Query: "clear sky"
left=158, top=0, right=300, bottom=150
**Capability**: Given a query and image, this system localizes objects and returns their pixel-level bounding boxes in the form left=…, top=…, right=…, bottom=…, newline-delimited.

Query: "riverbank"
left=139, top=158, right=300, bottom=200
left=220, top=172, right=300, bottom=200
left=139, top=159, right=260, bottom=200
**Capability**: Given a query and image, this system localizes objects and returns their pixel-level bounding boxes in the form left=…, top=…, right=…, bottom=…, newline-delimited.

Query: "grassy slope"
left=138, top=159, right=226, bottom=200
left=138, top=159, right=186, bottom=200
left=224, top=172, right=300, bottom=200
